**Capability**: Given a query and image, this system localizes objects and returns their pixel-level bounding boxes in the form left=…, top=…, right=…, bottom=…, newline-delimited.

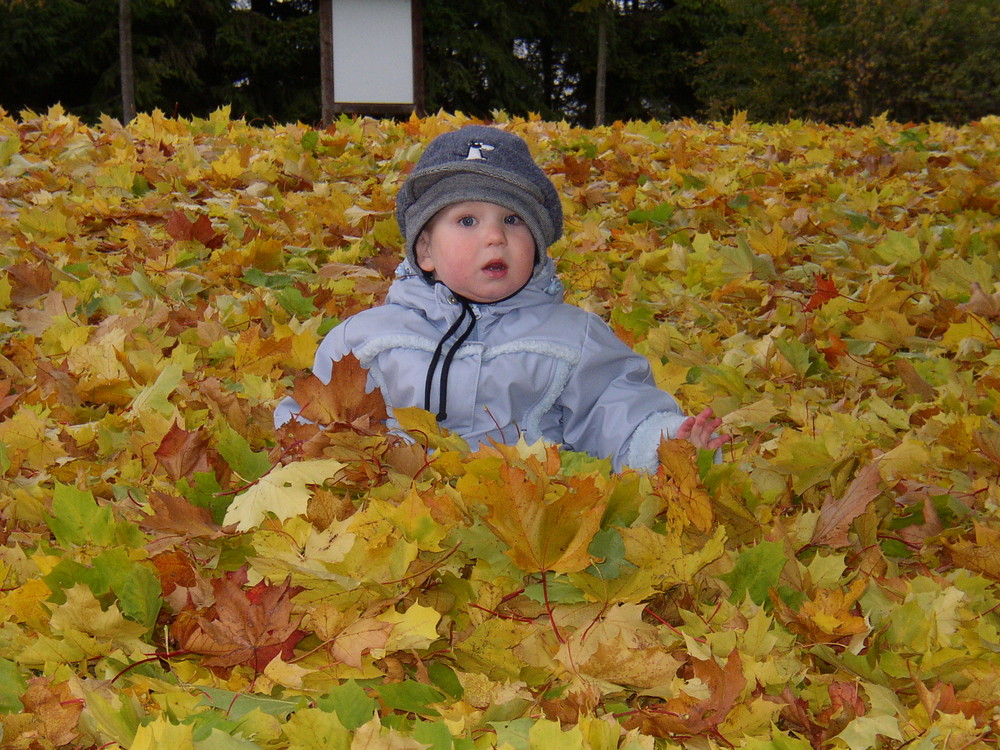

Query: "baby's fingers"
left=674, top=416, right=696, bottom=441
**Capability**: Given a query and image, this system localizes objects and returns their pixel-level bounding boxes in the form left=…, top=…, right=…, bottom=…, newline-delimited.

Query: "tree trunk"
left=319, top=0, right=334, bottom=127
left=594, top=4, right=607, bottom=126
left=119, top=0, right=136, bottom=122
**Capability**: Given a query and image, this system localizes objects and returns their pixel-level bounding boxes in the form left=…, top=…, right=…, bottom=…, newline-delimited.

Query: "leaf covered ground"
left=0, top=106, right=998, bottom=749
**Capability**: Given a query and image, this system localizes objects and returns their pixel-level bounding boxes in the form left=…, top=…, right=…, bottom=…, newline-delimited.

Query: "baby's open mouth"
left=483, top=261, right=508, bottom=273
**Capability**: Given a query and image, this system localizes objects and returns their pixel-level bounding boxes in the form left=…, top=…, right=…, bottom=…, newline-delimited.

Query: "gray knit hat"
left=395, top=125, right=563, bottom=268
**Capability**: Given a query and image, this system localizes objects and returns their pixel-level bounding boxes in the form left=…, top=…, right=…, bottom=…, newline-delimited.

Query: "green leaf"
left=0, top=657, right=26, bottom=713
left=627, top=201, right=675, bottom=225
left=719, top=541, right=787, bottom=605
left=719, top=237, right=777, bottom=280
left=47, top=483, right=116, bottom=547
left=96, top=551, right=162, bottom=627
left=301, top=130, right=320, bottom=153
left=216, top=425, right=271, bottom=483
left=427, top=663, right=464, bottom=699
left=374, top=680, right=445, bottom=717
left=490, top=718, right=535, bottom=750
left=834, top=715, right=903, bottom=750
left=281, top=708, right=351, bottom=750
left=131, top=362, right=184, bottom=417
left=529, top=719, right=583, bottom=750
left=872, top=230, right=921, bottom=266
left=317, top=680, right=377, bottom=731
left=774, top=337, right=819, bottom=379
left=274, top=286, right=317, bottom=318
left=195, top=686, right=302, bottom=719
left=179, top=472, right=229, bottom=524
left=411, top=719, right=456, bottom=750
left=728, top=193, right=751, bottom=210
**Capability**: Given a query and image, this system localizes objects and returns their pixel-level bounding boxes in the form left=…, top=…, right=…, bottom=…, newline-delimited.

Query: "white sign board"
left=332, top=0, right=415, bottom=107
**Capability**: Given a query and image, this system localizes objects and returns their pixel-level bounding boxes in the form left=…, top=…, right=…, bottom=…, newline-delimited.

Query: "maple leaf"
left=0, top=379, right=20, bottom=417
left=944, top=522, right=1000, bottom=580
left=810, top=461, right=882, bottom=548
left=328, top=617, right=394, bottom=669
left=151, top=549, right=199, bottom=596
left=17, top=677, right=82, bottom=747
left=974, top=425, right=1000, bottom=467
left=623, top=650, right=746, bottom=738
left=153, top=420, right=214, bottom=480
left=957, top=281, right=1000, bottom=320
left=773, top=577, right=869, bottom=643
left=288, top=353, right=388, bottom=431
left=177, top=569, right=306, bottom=671
left=654, top=439, right=714, bottom=533
left=6, top=261, right=53, bottom=305
left=141, top=491, right=224, bottom=539
left=459, top=442, right=608, bottom=574
left=805, top=273, right=839, bottom=311
left=164, top=210, right=224, bottom=248
left=222, top=457, right=346, bottom=531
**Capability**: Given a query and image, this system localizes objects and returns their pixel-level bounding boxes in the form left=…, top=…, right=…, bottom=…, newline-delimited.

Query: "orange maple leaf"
left=165, top=210, right=224, bottom=248
left=141, top=491, right=223, bottom=539
left=177, top=569, right=305, bottom=672
left=287, top=354, right=388, bottom=432
left=459, top=442, right=607, bottom=574
left=774, top=578, right=869, bottom=643
left=153, top=420, right=214, bottom=481
left=805, top=273, right=839, bottom=311
left=623, top=649, right=746, bottom=738
left=18, top=677, right=82, bottom=747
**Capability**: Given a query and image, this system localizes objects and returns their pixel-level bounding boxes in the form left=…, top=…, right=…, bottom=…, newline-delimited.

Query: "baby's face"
left=415, top=201, right=536, bottom=303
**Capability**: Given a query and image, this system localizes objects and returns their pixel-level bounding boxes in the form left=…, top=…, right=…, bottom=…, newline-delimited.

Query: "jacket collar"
left=386, top=257, right=564, bottom=325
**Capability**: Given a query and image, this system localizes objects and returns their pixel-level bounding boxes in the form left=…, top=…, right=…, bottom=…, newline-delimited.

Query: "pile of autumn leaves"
left=0, top=106, right=998, bottom=749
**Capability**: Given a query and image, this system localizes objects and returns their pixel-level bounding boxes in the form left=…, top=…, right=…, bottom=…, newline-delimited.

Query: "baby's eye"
left=458, top=215, right=477, bottom=227
left=504, top=214, right=523, bottom=225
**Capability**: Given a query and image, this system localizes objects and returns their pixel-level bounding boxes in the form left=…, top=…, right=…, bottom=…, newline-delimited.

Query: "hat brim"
left=401, top=172, right=557, bottom=268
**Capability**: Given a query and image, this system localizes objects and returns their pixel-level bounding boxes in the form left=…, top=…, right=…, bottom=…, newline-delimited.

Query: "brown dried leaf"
left=945, top=522, right=1000, bottom=580
left=958, top=282, right=1000, bottom=319
left=154, top=420, right=213, bottom=480
left=328, top=617, right=394, bottom=669
left=810, top=462, right=882, bottom=547
left=19, top=677, right=82, bottom=747
left=290, top=353, right=388, bottom=431
left=178, top=570, right=306, bottom=671
left=141, top=491, right=223, bottom=538
left=623, top=649, right=746, bottom=738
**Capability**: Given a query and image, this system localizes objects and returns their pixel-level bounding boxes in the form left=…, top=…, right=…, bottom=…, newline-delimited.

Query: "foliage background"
left=1, top=0, right=998, bottom=126
left=0, top=107, right=998, bottom=748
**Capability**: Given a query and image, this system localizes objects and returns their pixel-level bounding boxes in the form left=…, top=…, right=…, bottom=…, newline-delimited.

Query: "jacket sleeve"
left=273, top=319, right=352, bottom=428
left=556, top=313, right=690, bottom=472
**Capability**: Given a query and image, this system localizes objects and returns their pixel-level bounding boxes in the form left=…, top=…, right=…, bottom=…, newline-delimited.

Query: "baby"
left=275, top=125, right=729, bottom=471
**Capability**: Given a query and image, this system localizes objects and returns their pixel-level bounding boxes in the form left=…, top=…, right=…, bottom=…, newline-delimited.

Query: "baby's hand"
left=675, top=407, right=731, bottom=452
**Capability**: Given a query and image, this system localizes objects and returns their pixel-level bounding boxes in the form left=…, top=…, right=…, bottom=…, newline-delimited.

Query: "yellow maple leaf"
left=0, top=405, right=67, bottom=469
left=775, top=578, right=869, bottom=643
left=378, top=602, right=442, bottom=652
left=458, top=442, right=608, bottom=574
left=223, top=458, right=346, bottom=531
left=48, top=584, right=149, bottom=653
left=620, top=525, right=726, bottom=589
left=653, top=439, right=714, bottom=533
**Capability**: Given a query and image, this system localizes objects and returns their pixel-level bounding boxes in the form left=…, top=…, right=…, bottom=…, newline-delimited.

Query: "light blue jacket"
left=274, top=258, right=690, bottom=472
